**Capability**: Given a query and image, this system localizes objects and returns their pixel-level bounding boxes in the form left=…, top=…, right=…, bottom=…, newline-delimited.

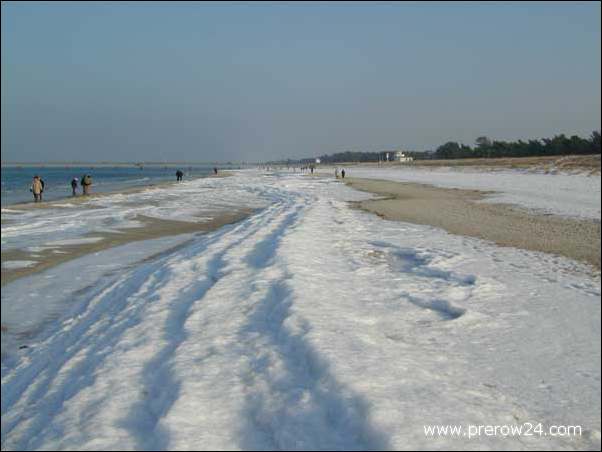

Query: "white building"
left=394, top=151, right=413, bottom=162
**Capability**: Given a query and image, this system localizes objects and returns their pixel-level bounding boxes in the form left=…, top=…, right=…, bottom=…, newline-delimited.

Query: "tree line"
left=435, top=131, right=600, bottom=160
left=276, top=131, right=601, bottom=165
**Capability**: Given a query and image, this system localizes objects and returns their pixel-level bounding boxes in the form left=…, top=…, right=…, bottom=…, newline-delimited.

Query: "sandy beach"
left=346, top=177, right=601, bottom=270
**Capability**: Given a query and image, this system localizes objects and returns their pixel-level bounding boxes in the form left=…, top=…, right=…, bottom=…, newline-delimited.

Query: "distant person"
left=335, top=168, right=339, bottom=179
left=30, top=175, right=43, bottom=202
left=71, top=177, right=79, bottom=196
left=176, top=170, right=184, bottom=181
left=341, top=169, right=346, bottom=179
left=81, top=174, right=92, bottom=195
left=310, top=166, right=314, bottom=174
left=213, top=167, right=218, bottom=175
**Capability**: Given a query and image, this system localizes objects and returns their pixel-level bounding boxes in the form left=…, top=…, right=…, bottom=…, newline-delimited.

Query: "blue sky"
left=1, top=1, right=600, bottom=162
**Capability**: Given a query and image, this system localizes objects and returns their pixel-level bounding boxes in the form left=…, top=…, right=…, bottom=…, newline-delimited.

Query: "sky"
left=1, top=1, right=600, bottom=163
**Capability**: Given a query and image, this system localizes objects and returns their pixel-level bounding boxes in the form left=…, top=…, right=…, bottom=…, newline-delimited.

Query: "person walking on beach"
left=335, top=168, right=339, bottom=179
left=31, top=175, right=43, bottom=202
left=71, top=177, right=79, bottom=196
left=81, top=174, right=92, bottom=195
left=341, top=169, right=346, bottom=179
left=213, top=167, right=218, bottom=175
left=176, top=169, right=184, bottom=182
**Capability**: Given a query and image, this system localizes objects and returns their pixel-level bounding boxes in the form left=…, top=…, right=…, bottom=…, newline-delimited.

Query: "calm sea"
left=1, top=165, right=224, bottom=206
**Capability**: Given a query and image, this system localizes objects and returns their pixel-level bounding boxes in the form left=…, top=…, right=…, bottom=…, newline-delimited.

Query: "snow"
left=1, top=170, right=600, bottom=450
left=26, top=246, right=54, bottom=253
left=322, top=165, right=602, bottom=220
left=44, top=237, right=104, bottom=246
left=1, top=234, right=198, bottom=364
left=1, top=260, right=38, bottom=270
left=0, top=173, right=269, bottom=253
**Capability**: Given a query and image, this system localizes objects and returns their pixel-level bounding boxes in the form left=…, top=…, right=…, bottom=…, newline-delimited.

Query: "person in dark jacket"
left=71, top=177, right=79, bottom=196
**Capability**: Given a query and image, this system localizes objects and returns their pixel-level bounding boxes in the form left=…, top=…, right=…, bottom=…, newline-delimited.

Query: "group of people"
left=71, top=174, right=93, bottom=196
left=30, top=174, right=93, bottom=202
left=335, top=168, right=346, bottom=179
left=299, top=166, right=315, bottom=174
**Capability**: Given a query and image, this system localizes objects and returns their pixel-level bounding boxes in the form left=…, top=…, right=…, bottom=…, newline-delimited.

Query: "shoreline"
left=345, top=177, right=601, bottom=271
left=1, top=172, right=232, bottom=211
left=1, top=171, right=246, bottom=286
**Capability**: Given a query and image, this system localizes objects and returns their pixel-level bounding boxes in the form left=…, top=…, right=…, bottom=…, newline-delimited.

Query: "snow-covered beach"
left=1, top=168, right=600, bottom=450
left=319, top=164, right=602, bottom=220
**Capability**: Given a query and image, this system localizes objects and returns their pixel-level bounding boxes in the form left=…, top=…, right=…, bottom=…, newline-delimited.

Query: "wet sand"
left=346, top=178, right=601, bottom=270
left=1, top=209, right=254, bottom=286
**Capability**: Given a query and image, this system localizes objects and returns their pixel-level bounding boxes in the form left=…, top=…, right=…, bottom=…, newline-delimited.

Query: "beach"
left=2, top=1, right=599, bottom=449
left=337, top=154, right=601, bottom=175
left=346, top=177, right=601, bottom=270
left=1, top=211, right=253, bottom=286
left=1, top=168, right=600, bottom=450
left=1, top=173, right=247, bottom=284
